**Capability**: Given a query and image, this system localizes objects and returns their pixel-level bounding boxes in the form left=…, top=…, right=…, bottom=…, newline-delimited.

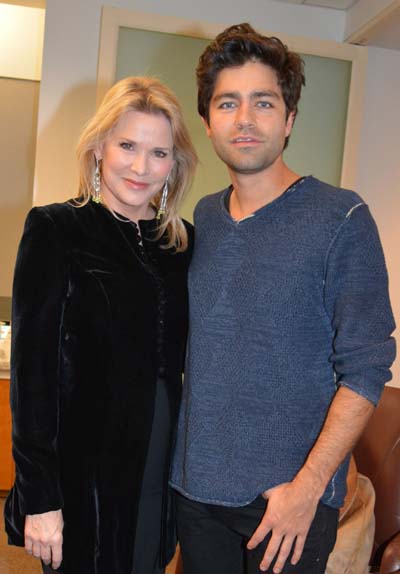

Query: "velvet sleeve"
left=323, top=203, right=396, bottom=405
left=10, top=207, right=67, bottom=515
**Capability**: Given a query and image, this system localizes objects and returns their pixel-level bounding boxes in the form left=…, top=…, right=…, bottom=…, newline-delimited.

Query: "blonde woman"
left=5, top=76, right=197, bottom=574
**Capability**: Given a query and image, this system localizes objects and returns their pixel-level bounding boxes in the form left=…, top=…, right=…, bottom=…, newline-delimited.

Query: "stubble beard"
left=213, top=137, right=285, bottom=176
left=226, top=155, right=276, bottom=175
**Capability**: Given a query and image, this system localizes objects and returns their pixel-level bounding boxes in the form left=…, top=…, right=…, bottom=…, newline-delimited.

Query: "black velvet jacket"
left=4, top=200, right=193, bottom=573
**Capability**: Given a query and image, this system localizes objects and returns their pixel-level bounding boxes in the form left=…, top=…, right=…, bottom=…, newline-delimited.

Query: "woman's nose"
left=130, top=152, right=148, bottom=175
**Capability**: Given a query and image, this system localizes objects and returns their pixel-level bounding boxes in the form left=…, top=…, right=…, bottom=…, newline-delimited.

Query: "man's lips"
left=123, top=178, right=150, bottom=189
left=231, top=136, right=262, bottom=145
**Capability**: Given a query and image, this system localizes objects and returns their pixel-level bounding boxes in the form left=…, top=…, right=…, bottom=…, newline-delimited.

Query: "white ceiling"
left=273, top=0, right=400, bottom=50
left=0, top=0, right=359, bottom=9
left=349, top=4, right=400, bottom=49
left=272, top=0, right=359, bottom=9
left=1, top=0, right=399, bottom=50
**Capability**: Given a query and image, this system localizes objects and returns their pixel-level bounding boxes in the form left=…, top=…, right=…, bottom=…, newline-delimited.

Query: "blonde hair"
left=76, top=76, right=197, bottom=251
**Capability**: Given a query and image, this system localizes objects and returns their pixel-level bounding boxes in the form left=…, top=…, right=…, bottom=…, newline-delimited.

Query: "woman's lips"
left=123, top=178, right=150, bottom=189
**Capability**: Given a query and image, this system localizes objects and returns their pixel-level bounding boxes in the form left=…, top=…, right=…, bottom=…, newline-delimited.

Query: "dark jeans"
left=175, top=491, right=338, bottom=574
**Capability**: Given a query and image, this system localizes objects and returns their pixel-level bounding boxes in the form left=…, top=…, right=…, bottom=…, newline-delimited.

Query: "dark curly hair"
left=197, top=23, right=305, bottom=132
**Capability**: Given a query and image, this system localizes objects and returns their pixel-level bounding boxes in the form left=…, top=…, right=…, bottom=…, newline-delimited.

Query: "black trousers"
left=175, top=491, right=338, bottom=574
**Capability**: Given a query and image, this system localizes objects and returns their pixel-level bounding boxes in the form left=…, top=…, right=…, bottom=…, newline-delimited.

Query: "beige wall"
left=0, top=3, right=44, bottom=81
left=0, top=78, right=39, bottom=296
left=355, top=46, right=400, bottom=386
left=32, top=0, right=346, bottom=207
left=9, top=0, right=399, bottom=386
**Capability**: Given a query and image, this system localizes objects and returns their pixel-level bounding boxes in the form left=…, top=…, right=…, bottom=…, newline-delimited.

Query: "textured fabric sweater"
left=171, top=176, right=396, bottom=509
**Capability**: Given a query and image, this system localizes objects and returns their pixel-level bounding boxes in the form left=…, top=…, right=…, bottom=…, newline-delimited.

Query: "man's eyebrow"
left=251, top=90, right=281, bottom=99
left=212, top=90, right=282, bottom=103
left=212, top=92, right=240, bottom=103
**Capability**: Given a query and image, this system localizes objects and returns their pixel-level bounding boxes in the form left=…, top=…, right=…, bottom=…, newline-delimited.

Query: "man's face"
left=204, top=60, right=295, bottom=175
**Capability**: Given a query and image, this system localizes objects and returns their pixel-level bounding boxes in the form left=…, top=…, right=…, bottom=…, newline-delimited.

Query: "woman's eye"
left=154, top=150, right=168, bottom=158
left=120, top=141, right=133, bottom=150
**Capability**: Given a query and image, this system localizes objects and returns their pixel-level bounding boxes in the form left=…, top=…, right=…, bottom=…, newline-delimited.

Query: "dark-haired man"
left=171, top=23, right=395, bottom=574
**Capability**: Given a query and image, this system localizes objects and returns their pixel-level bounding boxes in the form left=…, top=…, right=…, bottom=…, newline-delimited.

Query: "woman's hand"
left=25, top=509, right=64, bottom=569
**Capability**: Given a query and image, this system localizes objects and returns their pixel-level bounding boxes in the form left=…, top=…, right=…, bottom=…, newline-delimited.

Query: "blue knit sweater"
left=171, top=176, right=396, bottom=509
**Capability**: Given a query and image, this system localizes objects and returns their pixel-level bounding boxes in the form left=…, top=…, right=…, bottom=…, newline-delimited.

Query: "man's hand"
left=247, top=387, right=375, bottom=573
left=25, top=509, right=64, bottom=569
left=247, top=479, right=319, bottom=573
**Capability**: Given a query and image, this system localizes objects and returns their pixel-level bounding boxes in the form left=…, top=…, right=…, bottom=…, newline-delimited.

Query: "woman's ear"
left=166, top=160, right=176, bottom=183
left=94, top=146, right=103, bottom=162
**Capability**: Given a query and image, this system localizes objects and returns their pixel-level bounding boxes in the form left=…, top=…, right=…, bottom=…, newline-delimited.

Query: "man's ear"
left=285, top=110, right=296, bottom=138
left=201, top=116, right=212, bottom=138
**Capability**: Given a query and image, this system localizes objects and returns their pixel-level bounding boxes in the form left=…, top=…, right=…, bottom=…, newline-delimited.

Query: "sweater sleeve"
left=323, top=203, right=396, bottom=405
left=11, top=207, right=66, bottom=515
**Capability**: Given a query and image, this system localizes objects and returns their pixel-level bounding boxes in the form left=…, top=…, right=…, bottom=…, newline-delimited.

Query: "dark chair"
left=353, top=385, right=400, bottom=574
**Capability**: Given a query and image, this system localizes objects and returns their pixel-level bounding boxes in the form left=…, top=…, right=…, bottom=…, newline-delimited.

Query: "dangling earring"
left=156, top=174, right=169, bottom=220
left=92, top=156, right=102, bottom=203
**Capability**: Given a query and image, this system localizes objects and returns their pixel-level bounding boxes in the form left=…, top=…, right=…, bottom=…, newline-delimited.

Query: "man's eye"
left=257, top=101, right=272, bottom=108
left=219, top=101, right=236, bottom=109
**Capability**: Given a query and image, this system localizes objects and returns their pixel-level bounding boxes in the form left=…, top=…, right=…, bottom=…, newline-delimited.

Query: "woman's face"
left=97, top=110, right=175, bottom=221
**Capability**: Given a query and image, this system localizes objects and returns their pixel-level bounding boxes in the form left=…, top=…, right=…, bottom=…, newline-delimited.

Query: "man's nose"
left=235, top=104, right=255, bottom=129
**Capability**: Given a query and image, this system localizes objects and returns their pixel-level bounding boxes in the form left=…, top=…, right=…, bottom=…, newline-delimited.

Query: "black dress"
left=132, top=379, right=171, bottom=574
left=111, top=216, right=175, bottom=574
left=5, top=201, right=192, bottom=574
left=44, top=382, right=172, bottom=574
